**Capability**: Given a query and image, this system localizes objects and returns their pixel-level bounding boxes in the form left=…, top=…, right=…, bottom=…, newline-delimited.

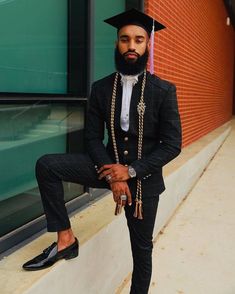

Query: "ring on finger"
left=120, top=194, right=127, bottom=201
left=106, top=175, right=112, bottom=182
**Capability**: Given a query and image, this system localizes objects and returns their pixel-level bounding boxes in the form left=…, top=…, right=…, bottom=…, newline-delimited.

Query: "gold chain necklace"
left=110, top=70, right=147, bottom=219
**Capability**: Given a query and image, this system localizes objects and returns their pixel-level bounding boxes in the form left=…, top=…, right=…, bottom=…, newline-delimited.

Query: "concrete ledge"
left=0, top=121, right=231, bottom=294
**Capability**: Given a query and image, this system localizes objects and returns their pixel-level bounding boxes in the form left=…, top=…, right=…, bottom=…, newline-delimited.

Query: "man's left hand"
left=98, top=164, right=130, bottom=182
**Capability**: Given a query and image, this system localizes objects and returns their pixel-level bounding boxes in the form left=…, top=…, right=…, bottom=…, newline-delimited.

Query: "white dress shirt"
left=120, top=74, right=139, bottom=131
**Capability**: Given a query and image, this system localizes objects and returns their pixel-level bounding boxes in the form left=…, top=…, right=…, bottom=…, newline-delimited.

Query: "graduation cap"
left=104, top=8, right=165, bottom=37
left=104, top=9, right=166, bottom=74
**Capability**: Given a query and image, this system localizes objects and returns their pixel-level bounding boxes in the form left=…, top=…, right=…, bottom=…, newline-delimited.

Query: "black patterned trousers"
left=36, top=154, right=159, bottom=294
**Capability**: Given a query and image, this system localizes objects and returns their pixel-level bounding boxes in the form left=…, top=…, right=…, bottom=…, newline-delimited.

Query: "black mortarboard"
left=104, top=8, right=166, bottom=37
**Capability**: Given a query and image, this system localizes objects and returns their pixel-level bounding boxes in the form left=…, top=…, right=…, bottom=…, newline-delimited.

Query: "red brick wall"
left=145, top=0, right=234, bottom=147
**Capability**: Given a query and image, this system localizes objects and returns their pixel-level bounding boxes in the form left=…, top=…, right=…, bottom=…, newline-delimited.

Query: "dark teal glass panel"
left=0, top=102, right=85, bottom=237
left=0, top=0, right=67, bottom=94
left=94, top=0, right=125, bottom=81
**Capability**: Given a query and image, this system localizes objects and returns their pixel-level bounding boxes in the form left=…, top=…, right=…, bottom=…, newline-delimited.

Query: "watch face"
left=128, top=166, right=136, bottom=178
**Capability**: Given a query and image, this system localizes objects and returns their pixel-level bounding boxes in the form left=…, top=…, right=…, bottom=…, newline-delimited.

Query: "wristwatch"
left=128, top=165, right=136, bottom=178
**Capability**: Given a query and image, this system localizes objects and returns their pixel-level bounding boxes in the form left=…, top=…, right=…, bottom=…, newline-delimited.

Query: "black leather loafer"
left=22, top=238, right=79, bottom=271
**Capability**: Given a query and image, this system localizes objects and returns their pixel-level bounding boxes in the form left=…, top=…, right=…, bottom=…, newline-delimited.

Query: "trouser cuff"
left=47, top=221, right=71, bottom=232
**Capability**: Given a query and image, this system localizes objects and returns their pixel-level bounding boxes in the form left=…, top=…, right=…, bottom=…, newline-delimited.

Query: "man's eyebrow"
left=119, top=34, right=145, bottom=39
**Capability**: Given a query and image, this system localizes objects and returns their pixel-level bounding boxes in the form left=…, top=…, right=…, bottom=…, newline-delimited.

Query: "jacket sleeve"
left=85, top=83, right=114, bottom=168
left=130, top=83, right=182, bottom=179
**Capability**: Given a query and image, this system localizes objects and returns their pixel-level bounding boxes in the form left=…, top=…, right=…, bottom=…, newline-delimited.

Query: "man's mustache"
left=124, top=51, right=140, bottom=57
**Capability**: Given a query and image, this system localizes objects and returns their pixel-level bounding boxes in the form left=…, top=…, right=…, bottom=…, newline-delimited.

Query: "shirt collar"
left=120, top=73, right=139, bottom=86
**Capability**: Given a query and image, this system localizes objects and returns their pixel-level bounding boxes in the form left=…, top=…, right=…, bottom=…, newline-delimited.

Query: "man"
left=23, top=9, right=181, bottom=294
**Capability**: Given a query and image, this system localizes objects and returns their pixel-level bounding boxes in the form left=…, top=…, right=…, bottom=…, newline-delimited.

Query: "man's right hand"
left=109, top=181, right=132, bottom=206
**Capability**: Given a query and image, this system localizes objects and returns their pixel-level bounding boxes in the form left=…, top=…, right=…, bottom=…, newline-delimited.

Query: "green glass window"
left=93, top=0, right=126, bottom=81
left=0, top=0, right=67, bottom=94
left=0, top=102, right=85, bottom=240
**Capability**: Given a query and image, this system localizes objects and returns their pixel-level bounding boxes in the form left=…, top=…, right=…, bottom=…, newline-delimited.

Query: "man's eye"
left=136, top=39, right=143, bottom=44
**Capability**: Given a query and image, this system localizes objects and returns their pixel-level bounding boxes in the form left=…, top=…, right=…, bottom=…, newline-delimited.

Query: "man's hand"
left=98, top=164, right=130, bottom=182
left=110, top=181, right=132, bottom=206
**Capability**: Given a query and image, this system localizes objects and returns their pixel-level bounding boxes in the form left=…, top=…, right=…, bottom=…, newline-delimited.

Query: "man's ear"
left=147, top=40, right=151, bottom=50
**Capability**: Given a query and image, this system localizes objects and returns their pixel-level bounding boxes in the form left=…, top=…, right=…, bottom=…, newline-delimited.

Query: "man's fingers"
left=98, top=169, right=111, bottom=180
left=98, top=164, right=113, bottom=173
left=117, top=197, right=126, bottom=207
left=122, top=200, right=127, bottom=206
left=111, top=182, right=131, bottom=209
left=113, top=194, right=127, bottom=205
left=113, top=194, right=119, bottom=202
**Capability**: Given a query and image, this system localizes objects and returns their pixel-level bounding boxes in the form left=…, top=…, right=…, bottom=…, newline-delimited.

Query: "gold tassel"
left=133, top=199, right=139, bottom=218
left=138, top=200, right=143, bottom=220
left=133, top=199, right=144, bottom=219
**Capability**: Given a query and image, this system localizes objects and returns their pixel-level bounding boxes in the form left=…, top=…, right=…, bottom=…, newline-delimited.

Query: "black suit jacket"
left=85, top=71, right=182, bottom=198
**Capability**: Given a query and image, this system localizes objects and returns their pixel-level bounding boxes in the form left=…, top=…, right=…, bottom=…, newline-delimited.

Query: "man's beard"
left=115, top=46, right=149, bottom=75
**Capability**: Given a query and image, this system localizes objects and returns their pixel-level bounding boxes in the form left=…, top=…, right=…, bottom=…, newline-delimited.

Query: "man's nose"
left=128, top=40, right=136, bottom=51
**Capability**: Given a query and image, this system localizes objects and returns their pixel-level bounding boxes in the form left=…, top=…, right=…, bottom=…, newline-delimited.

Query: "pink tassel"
left=150, top=20, right=155, bottom=74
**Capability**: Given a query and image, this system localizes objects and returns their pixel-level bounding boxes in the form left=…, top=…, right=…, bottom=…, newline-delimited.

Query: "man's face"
left=116, top=25, right=150, bottom=63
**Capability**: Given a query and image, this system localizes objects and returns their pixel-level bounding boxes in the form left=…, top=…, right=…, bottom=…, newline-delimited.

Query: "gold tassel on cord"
left=133, top=199, right=139, bottom=218
left=133, top=199, right=143, bottom=219
left=137, top=200, right=143, bottom=220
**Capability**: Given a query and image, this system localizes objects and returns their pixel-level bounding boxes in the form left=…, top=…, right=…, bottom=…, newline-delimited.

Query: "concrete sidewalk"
left=120, top=119, right=235, bottom=294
